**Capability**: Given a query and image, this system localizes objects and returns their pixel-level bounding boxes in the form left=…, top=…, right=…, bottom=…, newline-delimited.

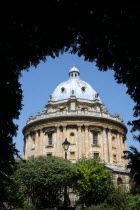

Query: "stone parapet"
left=26, top=109, right=124, bottom=125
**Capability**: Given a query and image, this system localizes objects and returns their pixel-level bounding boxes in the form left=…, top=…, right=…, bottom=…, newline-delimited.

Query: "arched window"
left=117, top=177, right=123, bottom=189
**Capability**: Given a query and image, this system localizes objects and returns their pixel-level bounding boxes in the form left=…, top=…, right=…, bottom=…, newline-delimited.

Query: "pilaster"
left=102, top=128, right=108, bottom=162
left=108, top=129, right=113, bottom=163
left=56, top=125, right=60, bottom=157
left=62, top=125, right=67, bottom=158
left=123, top=137, right=128, bottom=165
left=77, top=125, right=82, bottom=159
left=84, top=125, right=89, bottom=157
left=117, top=132, right=121, bottom=164
left=24, top=135, right=28, bottom=158
left=35, top=131, right=39, bottom=156
left=39, top=129, right=44, bottom=155
left=120, top=133, right=124, bottom=164
left=28, top=133, right=33, bottom=157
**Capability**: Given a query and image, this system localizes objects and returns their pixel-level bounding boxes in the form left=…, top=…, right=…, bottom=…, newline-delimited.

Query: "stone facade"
left=23, top=65, right=130, bottom=190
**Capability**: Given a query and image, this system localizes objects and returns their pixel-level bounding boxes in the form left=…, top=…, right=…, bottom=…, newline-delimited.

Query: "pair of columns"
left=56, top=124, right=88, bottom=159
left=24, top=126, right=126, bottom=165
left=102, top=128, right=126, bottom=164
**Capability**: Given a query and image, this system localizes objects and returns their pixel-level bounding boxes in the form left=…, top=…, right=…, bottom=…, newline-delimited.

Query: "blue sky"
left=14, top=53, right=140, bottom=156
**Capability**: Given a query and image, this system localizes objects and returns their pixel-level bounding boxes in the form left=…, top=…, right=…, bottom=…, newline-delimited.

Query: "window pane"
left=93, top=132, right=98, bottom=144
left=94, top=153, right=99, bottom=158
left=47, top=153, right=52, bottom=156
left=48, top=134, right=52, bottom=145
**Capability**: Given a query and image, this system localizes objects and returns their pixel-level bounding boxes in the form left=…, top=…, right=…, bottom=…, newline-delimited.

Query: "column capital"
left=84, top=124, right=89, bottom=129
left=42, top=128, right=46, bottom=133
left=116, top=130, right=122, bottom=135
left=40, top=128, right=44, bottom=133
left=35, top=129, right=40, bottom=135
left=61, top=124, right=67, bottom=129
left=55, top=125, right=60, bottom=129
left=84, top=124, right=89, bottom=156
left=111, top=129, right=118, bottom=134
left=77, top=124, right=82, bottom=128
left=106, top=127, right=112, bottom=133
left=35, top=130, right=38, bottom=137
left=101, top=127, right=108, bottom=131
left=108, top=128, right=112, bottom=133
left=30, top=130, right=35, bottom=136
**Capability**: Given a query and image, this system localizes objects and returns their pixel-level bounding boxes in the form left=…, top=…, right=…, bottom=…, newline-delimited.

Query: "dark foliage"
left=12, top=156, right=75, bottom=209
left=105, top=189, right=128, bottom=210
left=124, top=146, right=140, bottom=191
left=0, top=0, right=140, bottom=202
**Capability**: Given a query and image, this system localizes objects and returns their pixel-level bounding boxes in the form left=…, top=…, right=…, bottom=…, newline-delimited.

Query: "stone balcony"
left=26, top=109, right=124, bottom=125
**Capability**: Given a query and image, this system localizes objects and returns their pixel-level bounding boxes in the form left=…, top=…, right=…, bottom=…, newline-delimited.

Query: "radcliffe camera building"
left=23, top=65, right=129, bottom=189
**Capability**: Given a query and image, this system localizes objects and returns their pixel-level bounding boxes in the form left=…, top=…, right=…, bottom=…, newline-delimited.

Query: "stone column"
left=63, top=125, right=67, bottom=140
left=120, top=133, right=124, bottom=164
left=43, top=131, right=48, bottom=154
left=117, top=132, right=121, bottom=164
left=124, top=137, right=127, bottom=151
left=23, top=137, right=25, bottom=156
left=35, top=130, right=39, bottom=156
left=40, top=129, right=44, bottom=155
left=123, top=137, right=128, bottom=165
left=84, top=125, right=89, bottom=157
left=102, top=128, right=108, bottom=162
left=62, top=125, right=67, bottom=158
left=78, top=125, right=82, bottom=159
left=42, top=129, right=47, bottom=155
left=108, top=129, right=113, bottom=163
left=28, top=133, right=33, bottom=157
left=99, top=131, right=103, bottom=161
left=24, top=135, right=27, bottom=158
left=56, top=125, right=60, bottom=157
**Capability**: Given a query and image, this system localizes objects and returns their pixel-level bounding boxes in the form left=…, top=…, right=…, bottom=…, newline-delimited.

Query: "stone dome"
left=51, top=65, right=101, bottom=102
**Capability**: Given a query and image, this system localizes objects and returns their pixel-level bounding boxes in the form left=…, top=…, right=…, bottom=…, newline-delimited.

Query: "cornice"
left=23, top=114, right=127, bottom=135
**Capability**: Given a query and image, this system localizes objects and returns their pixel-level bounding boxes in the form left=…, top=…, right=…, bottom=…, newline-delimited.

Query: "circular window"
left=81, top=86, right=86, bottom=92
left=61, top=87, right=65, bottom=92
left=70, top=132, right=74, bottom=136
